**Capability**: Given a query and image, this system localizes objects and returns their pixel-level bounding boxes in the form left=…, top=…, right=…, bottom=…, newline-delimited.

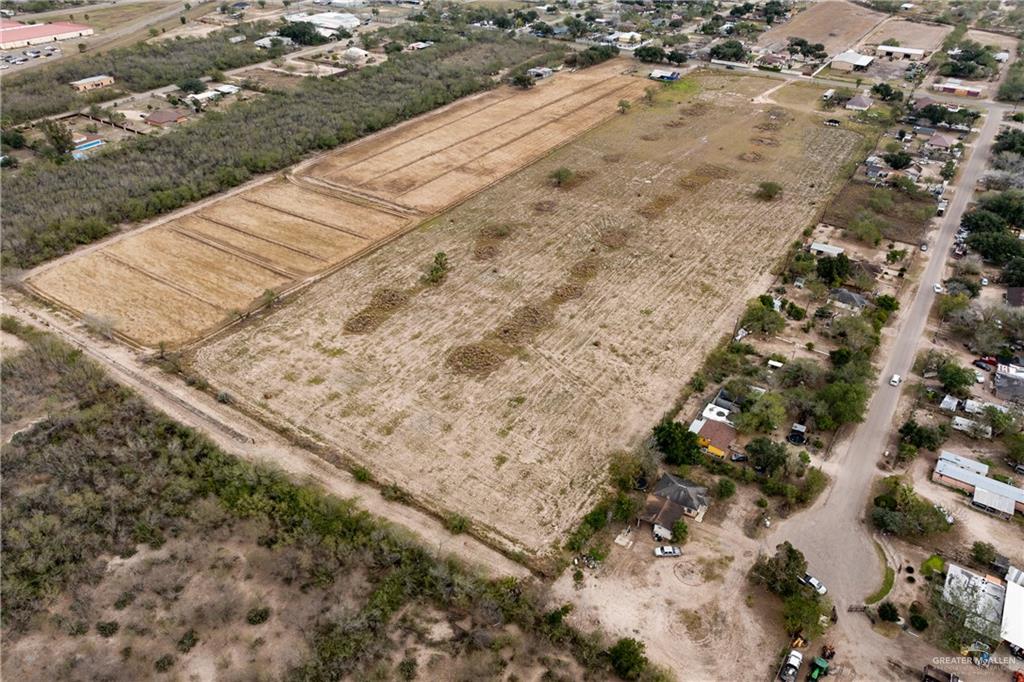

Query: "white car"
left=981, top=277, right=990, bottom=286
left=653, top=545, right=681, bottom=558
left=976, top=371, right=985, bottom=383
left=800, top=573, right=828, bottom=596
left=933, top=283, right=943, bottom=293
left=890, top=374, right=902, bottom=386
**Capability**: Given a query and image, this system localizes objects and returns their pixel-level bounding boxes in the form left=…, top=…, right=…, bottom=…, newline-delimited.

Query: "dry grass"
left=194, top=74, right=865, bottom=559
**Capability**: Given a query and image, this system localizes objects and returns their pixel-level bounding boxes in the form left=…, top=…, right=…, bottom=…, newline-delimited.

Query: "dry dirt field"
left=26, top=60, right=647, bottom=348
left=192, top=74, right=867, bottom=561
left=758, top=0, right=886, bottom=55
left=861, top=18, right=952, bottom=51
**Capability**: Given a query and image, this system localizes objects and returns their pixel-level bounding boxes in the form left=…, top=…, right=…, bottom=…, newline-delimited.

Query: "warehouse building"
left=0, top=19, right=93, bottom=49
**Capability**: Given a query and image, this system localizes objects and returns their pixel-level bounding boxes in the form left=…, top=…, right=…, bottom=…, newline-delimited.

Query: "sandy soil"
left=192, top=74, right=866, bottom=561
left=758, top=0, right=887, bottom=56
left=861, top=18, right=953, bottom=52
left=26, top=60, right=645, bottom=348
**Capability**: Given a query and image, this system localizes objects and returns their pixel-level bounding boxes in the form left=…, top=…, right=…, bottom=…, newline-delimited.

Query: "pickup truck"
left=778, top=650, right=803, bottom=682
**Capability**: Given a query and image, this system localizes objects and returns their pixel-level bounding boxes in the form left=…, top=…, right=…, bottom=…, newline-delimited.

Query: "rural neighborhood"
left=2, top=0, right=1024, bottom=681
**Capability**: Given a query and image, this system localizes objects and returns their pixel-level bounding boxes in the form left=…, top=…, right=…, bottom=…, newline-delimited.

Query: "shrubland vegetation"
left=1, top=26, right=277, bottom=125
left=1, top=316, right=653, bottom=679
left=1, top=28, right=560, bottom=268
left=870, top=476, right=951, bottom=538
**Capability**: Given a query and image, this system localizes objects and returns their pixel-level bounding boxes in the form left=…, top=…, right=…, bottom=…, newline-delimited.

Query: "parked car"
left=890, top=374, right=902, bottom=386
left=976, top=371, right=985, bottom=383
left=974, top=359, right=994, bottom=371
left=799, top=573, right=828, bottom=595
left=933, top=283, right=943, bottom=293
left=824, top=119, right=840, bottom=127
left=981, top=277, right=989, bottom=286
left=921, top=243, right=929, bottom=252
left=730, top=452, right=748, bottom=462
left=654, top=546, right=681, bottom=558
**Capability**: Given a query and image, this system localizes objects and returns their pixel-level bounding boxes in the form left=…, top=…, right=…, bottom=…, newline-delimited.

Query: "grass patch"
left=921, top=554, right=946, bottom=577
left=865, top=567, right=895, bottom=604
left=822, top=182, right=935, bottom=243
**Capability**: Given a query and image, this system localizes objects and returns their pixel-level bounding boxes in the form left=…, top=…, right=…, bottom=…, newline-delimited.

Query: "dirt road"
left=0, top=293, right=530, bottom=580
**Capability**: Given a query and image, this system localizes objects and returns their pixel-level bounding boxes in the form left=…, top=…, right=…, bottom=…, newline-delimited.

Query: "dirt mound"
left=640, top=133, right=661, bottom=142
left=602, top=153, right=624, bottom=163
left=598, top=228, right=630, bottom=249
left=738, top=151, right=763, bottom=162
left=532, top=200, right=558, bottom=214
left=474, top=223, right=516, bottom=260
left=446, top=340, right=509, bottom=376
left=495, top=304, right=554, bottom=344
left=569, top=255, right=602, bottom=281
left=694, top=164, right=732, bottom=180
left=750, top=136, right=780, bottom=147
left=344, top=287, right=411, bottom=333
left=550, top=282, right=585, bottom=303
left=639, top=194, right=679, bottom=220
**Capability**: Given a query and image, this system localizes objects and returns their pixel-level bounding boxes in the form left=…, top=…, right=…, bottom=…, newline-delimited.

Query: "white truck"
left=778, top=650, right=803, bottom=682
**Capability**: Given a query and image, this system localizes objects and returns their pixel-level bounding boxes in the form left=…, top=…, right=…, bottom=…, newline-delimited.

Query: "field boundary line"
left=183, top=81, right=649, bottom=353
left=101, top=252, right=227, bottom=311
left=237, top=196, right=378, bottom=240
left=285, top=175, right=422, bottom=219
left=338, top=73, right=632, bottom=193
left=195, top=213, right=330, bottom=263
left=395, top=79, right=647, bottom=201
left=170, top=226, right=300, bottom=279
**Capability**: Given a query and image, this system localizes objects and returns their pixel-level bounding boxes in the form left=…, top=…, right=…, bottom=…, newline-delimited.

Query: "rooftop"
left=0, top=19, right=91, bottom=42
left=935, top=457, right=1024, bottom=505
left=833, top=50, right=873, bottom=67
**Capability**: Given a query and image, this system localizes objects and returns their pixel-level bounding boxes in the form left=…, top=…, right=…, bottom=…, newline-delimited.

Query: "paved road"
left=767, top=106, right=1004, bottom=608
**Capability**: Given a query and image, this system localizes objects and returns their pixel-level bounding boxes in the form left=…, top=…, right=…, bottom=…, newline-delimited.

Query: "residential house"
left=994, top=363, right=1024, bottom=400
left=942, top=563, right=1006, bottom=638
left=933, top=451, right=1023, bottom=516
left=689, top=418, right=737, bottom=459
left=926, top=132, right=954, bottom=152
left=829, top=288, right=868, bottom=311
left=846, top=94, right=873, bottom=111
left=254, top=35, right=294, bottom=48
left=950, top=416, right=993, bottom=439
left=637, top=474, right=709, bottom=539
left=70, top=74, right=114, bottom=92
left=145, top=108, right=189, bottom=127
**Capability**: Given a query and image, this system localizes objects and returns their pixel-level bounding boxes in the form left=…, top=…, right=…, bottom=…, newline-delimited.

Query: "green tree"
left=883, top=151, right=912, bottom=170
left=961, top=209, right=1007, bottom=234
left=1002, top=257, right=1024, bottom=286
left=652, top=417, right=702, bottom=465
left=608, top=638, right=648, bottom=680
left=783, top=594, right=828, bottom=638
left=511, top=72, right=535, bottom=89
left=937, top=362, right=977, bottom=396
left=178, top=77, right=206, bottom=94
left=967, top=231, right=1024, bottom=264
left=816, top=253, right=851, bottom=285
left=736, top=392, right=786, bottom=434
left=634, top=45, right=665, bottom=63
left=971, top=541, right=997, bottom=566
left=745, top=437, right=789, bottom=476
left=878, top=601, right=899, bottom=622
left=740, top=300, right=786, bottom=336
left=39, top=120, right=74, bottom=160
left=423, top=251, right=449, bottom=284
left=710, top=39, right=747, bottom=61
left=755, top=181, right=783, bottom=200
left=749, top=541, right=807, bottom=597
left=617, top=99, right=631, bottom=114
left=716, top=478, right=736, bottom=499
left=671, top=518, right=688, bottom=543
left=814, top=381, right=868, bottom=429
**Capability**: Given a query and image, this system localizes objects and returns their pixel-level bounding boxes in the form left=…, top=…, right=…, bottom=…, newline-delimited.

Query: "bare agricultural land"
left=758, top=0, right=886, bottom=55
left=861, top=18, right=952, bottom=52
left=26, top=60, right=647, bottom=347
left=193, top=74, right=867, bottom=561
